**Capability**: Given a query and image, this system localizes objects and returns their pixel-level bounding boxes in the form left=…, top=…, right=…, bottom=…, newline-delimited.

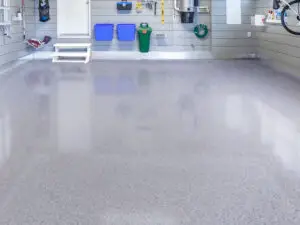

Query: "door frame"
left=57, top=0, right=91, bottom=39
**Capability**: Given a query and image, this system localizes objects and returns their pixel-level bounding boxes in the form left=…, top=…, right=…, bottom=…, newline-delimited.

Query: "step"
left=52, top=52, right=88, bottom=57
left=54, top=43, right=91, bottom=48
left=53, top=42, right=91, bottom=64
left=0, top=22, right=11, bottom=26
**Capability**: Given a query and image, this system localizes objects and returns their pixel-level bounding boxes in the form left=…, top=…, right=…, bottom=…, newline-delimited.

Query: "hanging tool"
left=194, top=24, right=208, bottom=39
left=22, top=0, right=26, bottom=40
left=154, top=1, right=157, bottom=15
left=3, top=25, right=11, bottom=38
left=27, top=36, right=52, bottom=49
left=39, top=0, right=50, bottom=22
left=136, top=0, right=143, bottom=13
left=117, top=0, right=133, bottom=10
left=145, top=0, right=152, bottom=9
left=161, top=0, right=164, bottom=24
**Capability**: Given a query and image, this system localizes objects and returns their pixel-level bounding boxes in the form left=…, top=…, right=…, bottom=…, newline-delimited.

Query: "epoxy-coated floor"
left=0, top=60, right=300, bottom=224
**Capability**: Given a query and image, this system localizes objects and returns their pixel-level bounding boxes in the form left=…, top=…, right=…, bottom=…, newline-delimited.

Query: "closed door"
left=57, top=0, right=90, bottom=38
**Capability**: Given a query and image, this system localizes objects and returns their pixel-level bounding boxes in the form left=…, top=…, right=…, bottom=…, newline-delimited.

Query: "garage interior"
left=1, top=0, right=300, bottom=224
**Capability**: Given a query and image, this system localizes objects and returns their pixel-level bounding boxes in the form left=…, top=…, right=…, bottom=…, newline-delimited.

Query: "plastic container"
left=94, top=24, right=114, bottom=41
left=137, top=23, right=152, bottom=52
left=117, top=24, right=136, bottom=41
left=117, top=2, right=132, bottom=10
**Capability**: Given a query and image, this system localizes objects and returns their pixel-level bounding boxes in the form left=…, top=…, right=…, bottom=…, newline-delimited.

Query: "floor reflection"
left=0, top=108, right=11, bottom=167
left=57, top=74, right=92, bottom=153
left=1, top=60, right=300, bottom=224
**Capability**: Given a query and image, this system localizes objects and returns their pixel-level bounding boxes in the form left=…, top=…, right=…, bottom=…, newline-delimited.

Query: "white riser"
left=52, top=59, right=87, bottom=63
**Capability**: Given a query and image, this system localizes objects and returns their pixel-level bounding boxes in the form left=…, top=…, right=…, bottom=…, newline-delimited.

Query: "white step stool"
left=52, top=43, right=91, bottom=64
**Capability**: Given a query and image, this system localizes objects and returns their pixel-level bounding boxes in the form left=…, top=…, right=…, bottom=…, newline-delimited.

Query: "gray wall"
left=36, top=0, right=257, bottom=58
left=0, top=0, right=35, bottom=66
left=0, top=0, right=258, bottom=64
left=91, top=0, right=211, bottom=52
left=36, top=0, right=211, bottom=52
left=256, top=0, right=300, bottom=69
left=35, top=0, right=56, bottom=51
left=212, top=0, right=257, bottom=58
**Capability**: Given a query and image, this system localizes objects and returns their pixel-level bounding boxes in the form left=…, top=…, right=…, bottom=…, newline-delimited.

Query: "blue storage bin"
left=94, top=24, right=114, bottom=41
left=117, top=24, right=136, bottom=41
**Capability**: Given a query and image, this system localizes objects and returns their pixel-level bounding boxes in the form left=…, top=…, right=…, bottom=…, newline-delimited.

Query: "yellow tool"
left=161, top=0, right=164, bottom=24
left=136, top=0, right=143, bottom=13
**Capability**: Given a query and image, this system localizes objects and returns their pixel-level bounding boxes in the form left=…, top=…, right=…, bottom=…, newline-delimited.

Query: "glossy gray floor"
left=0, top=60, right=300, bottom=225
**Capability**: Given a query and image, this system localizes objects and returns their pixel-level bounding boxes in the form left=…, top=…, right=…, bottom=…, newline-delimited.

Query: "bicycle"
left=273, top=0, right=300, bottom=35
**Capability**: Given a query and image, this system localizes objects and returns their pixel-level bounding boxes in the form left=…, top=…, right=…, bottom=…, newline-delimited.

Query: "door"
left=57, top=0, right=91, bottom=38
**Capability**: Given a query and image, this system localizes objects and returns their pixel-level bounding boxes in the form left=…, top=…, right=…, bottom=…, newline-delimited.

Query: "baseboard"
left=92, top=51, right=215, bottom=60
left=20, top=51, right=53, bottom=60
left=0, top=60, right=28, bottom=77
left=21, top=51, right=215, bottom=60
left=259, top=58, right=300, bottom=80
left=19, top=50, right=260, bottom=61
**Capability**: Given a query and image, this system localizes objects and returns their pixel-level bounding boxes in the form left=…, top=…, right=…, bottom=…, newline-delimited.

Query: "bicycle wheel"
left=281, top=0, right=300, bottom=35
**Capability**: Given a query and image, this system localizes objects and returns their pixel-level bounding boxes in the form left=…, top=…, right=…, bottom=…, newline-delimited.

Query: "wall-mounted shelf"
left=0, top=0, right=11, bottom=27
left=12, top=16, right=22, bottom=21
left=251, top=15, right=265, bottom=26
left=265, top=19, right=281, bottom=24
left=0, top=22, right=11, bottom=25
left=196, top=6, right=210, bottom=13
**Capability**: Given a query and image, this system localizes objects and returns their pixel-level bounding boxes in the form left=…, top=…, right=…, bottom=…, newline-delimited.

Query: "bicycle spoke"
left=288, top=5, right=299, bottom=15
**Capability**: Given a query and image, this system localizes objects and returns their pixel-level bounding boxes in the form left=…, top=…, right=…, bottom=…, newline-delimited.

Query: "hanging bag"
left=39, top=0, right=50, bottom=22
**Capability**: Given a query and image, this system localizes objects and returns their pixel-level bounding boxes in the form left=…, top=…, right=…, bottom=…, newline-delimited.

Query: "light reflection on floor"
left=0, top=60, right=300, bottom=224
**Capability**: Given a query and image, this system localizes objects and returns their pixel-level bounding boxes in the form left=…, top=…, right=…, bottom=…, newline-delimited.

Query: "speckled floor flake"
left=0, top=60, right=300, bottom=224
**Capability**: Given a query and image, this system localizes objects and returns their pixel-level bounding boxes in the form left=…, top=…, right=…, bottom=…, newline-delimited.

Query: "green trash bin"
left=138, top=23, right=152, bottom=53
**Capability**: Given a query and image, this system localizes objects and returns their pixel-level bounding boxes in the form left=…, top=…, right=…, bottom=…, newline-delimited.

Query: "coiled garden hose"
left=194, top=24, right=208, bottom=39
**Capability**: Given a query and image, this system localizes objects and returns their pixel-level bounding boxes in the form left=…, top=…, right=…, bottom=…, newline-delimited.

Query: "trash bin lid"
left=140, top=23, right=149, bottom=28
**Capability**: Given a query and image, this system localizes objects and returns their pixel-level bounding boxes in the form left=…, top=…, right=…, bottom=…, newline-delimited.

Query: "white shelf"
left=265, top=19, right=281, bottom=24
left=0, top=6, right=9, bottom=9
left=0, top=22, right=11, bottom=26
left=196, top=6, right=210, bottom=13
left=12, top=16, right=22, bottom=21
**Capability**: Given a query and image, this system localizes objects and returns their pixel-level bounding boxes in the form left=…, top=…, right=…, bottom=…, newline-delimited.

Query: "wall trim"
left=20, top=51, right=215, bottom=60
left=19, top=51, right=259, bottom=61
left=258, top=52, right=300, bottom=79
left=0, top=60, right=28, bottom=77
left=260, top=59, right=300, bottom=80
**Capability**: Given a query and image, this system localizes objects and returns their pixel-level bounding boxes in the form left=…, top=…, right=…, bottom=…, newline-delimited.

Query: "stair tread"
left=54, top=43, right=91, bottom=48
left=53, top=52, right=88, bottom=57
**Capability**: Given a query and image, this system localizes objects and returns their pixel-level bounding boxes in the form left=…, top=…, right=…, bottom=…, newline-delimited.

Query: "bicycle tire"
left=281, top=0, right=300, bottom=35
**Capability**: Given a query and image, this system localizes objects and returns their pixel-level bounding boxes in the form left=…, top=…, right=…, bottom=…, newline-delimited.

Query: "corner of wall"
left=255, top=0, right=300, bottom=76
